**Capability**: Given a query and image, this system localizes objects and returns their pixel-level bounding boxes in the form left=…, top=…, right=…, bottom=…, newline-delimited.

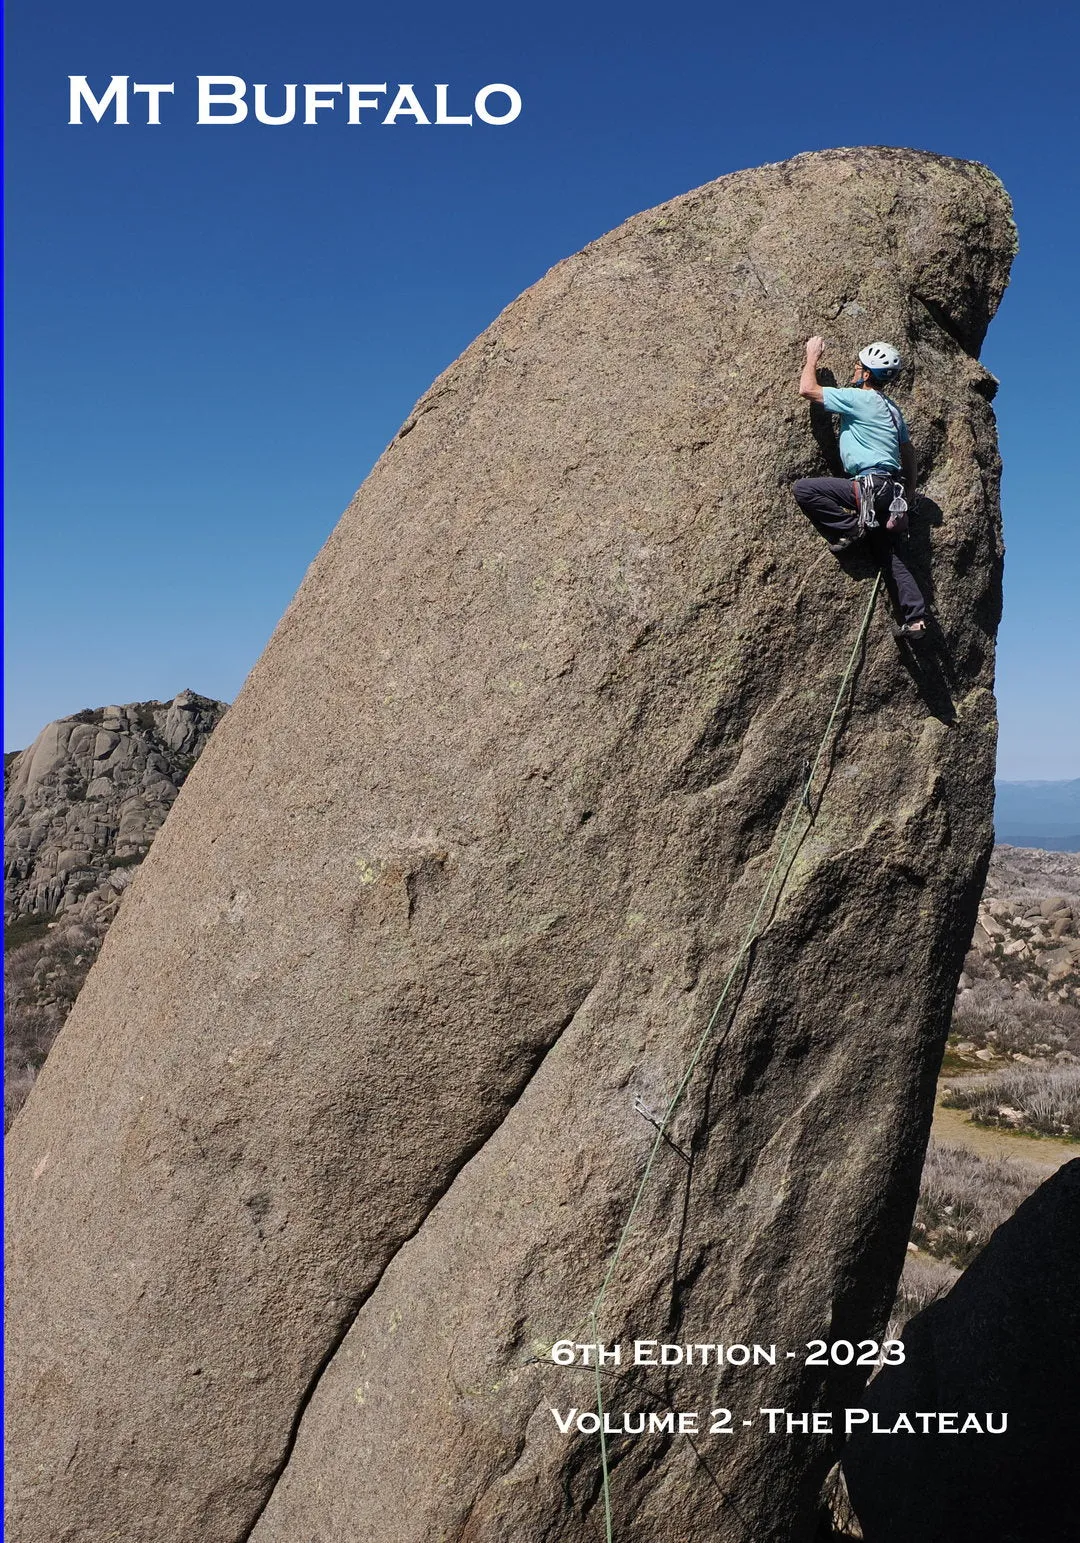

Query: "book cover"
left=5, top=4, right=1078, bottom=1540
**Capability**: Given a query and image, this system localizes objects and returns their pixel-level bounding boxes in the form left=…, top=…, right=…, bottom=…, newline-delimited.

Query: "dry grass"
left=942, top=1065, right=1080, bottom=1141
left=818, top=1463, right=864, bottom=1540
left=952, top=972, right=1078, bottom=1059
left=882, top=1251, right=961, bottom=1345
left=909, top=1141, right=1043, bottom=1268
left=4, top=915, right=106, bottom=1129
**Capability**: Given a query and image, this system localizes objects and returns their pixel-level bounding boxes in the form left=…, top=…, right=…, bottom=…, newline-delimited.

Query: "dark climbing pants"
left=792, top=476, right=927, bottom=623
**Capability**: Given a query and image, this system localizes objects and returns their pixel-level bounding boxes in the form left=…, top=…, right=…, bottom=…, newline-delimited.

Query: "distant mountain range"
left=995, top=779, right=1080, bottom=852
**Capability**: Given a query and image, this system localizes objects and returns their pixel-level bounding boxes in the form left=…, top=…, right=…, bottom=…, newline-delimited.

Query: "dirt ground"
left=932, top=1082, right=1078, bottom=1173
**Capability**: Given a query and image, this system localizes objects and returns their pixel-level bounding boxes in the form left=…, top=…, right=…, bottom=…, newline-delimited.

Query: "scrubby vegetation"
left=909, top=1141, right=1043, bottom=1268
left=942, top=865, right=1079, bottom=1138
left=817, top=1463, right=864, bottom=1540
left=892, top=1250, right=960, bottom=1317
left=942, top=1065, right=1080, bottom=1141
left=4, top=914, right=107, bottom=1129
left=951, top=971, right=1078, bottom=1060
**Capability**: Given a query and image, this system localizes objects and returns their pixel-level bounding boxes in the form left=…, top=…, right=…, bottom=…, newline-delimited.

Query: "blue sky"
left=5, top=0, right=1078, bottom=776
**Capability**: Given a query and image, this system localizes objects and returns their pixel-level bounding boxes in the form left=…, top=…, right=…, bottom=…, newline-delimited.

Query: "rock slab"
left=5, top=148, right=1015, bottom=1543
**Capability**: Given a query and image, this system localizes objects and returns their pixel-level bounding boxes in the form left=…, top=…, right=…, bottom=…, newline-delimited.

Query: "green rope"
left=589, top=572, right=883, bottom=1543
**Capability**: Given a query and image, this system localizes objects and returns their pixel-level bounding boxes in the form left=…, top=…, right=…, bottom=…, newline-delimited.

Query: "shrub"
left=3, top=913, right=108, bottom=1129
left=4, top=913, right=56, bottom=952
left=951, top=977, right=1078, bottom=1058
left=909, top=1142, right=1043, bottom=1268
left=819, top=1463, right=864, bottom=1540
left=961, top=946, right=996, bottom=982
left=942, top=1066, right=1080, bottom=1140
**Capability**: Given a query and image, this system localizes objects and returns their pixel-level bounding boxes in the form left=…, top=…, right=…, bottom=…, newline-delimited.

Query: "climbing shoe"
left=895, top=619, right=928, bottom=640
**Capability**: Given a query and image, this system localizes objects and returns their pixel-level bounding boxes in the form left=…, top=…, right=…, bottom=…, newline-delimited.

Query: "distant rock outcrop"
left=4, top=689, right=227, bottom=924
left=844, top=1160, right=1080, bottom=1543
left=5, top=148, right=1015, bottom=1543
left=3, top=691, right=227, bottom=1126
left=962, top=845, right=1080, bottom=1017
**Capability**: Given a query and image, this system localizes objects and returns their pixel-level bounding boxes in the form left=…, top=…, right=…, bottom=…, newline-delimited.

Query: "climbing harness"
left=853, top=471, right=908, bottom=536
left=585, top=572, right=885, bottom=1543
left=854, top=472, right=882, bottom=533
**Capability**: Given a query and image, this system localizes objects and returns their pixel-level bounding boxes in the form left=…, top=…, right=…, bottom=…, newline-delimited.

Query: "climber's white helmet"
left=858, top=341, right=902, bottom=379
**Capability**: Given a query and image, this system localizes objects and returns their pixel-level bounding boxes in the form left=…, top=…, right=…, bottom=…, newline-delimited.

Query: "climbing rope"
left=587, top=572, right=884, bottom=1543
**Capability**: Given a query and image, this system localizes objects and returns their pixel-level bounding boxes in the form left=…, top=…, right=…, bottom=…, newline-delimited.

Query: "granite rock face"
left=5, top=148, right=1015, bottom=1543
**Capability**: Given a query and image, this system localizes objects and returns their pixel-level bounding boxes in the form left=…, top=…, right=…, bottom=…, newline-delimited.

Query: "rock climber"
left=793, top=336, right=927, bottom=639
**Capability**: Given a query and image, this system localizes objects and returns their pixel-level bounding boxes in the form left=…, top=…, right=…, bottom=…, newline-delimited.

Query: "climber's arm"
left=900, top=439, right=918, bottom=496
left=799, top=336, right=826, bottom=404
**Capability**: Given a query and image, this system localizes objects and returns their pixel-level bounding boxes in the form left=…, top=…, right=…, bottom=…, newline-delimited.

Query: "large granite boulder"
left=5, top=147, right=1015, bottom=1543
left=844, top=1160, right=1080, bottom=1543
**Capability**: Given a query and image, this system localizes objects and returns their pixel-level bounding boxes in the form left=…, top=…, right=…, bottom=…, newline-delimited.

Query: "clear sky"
left=5, top=0, right=1078, bottom=776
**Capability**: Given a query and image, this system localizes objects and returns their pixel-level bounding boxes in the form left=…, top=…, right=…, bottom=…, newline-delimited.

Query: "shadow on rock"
left=809, top=370, right=845, bottom=475
left=843, top=1159, right=1080, bottom=1543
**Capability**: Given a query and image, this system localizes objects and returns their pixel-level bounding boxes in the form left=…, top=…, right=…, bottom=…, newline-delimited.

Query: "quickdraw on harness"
left=853, top=472, right=908, bottom=535
left=853, top=394, right=909, bottom=536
